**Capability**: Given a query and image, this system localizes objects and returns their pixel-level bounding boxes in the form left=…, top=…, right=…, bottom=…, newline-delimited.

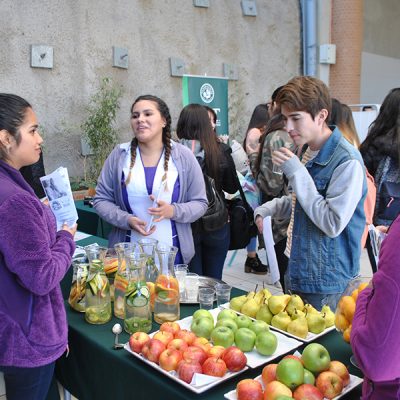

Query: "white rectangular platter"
left=224, top=373, right=363, bottom=400
left=220, top=303, right=335, bottom=343
left=175, top=307, right=302, bottom=369
left=124, top=342, right=247, bottom=394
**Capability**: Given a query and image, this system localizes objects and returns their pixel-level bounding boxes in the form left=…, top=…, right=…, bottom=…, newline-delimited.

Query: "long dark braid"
left=125, top=95, right=172, bottom=187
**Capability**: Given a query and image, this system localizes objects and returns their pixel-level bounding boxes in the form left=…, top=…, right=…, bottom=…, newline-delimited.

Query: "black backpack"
left=201, top=174, right=228, bottom=232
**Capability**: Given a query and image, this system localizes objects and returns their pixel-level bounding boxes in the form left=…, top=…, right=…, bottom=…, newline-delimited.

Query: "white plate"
left=220, top=303, right=336, bottom=343
left=124, top=343, right=247, bottom=394
left=224, top=373, right=363, bottom=400
left=172, top=307, right=302, bottom=369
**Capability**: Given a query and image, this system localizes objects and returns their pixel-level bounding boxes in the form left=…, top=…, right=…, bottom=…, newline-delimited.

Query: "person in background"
left=351, top=215, right=400, bottom=399
left=359, top=88, right=400, bottom=272
left=254, top=76, right=367, bottom=309
left=204, top=105, right=217, bottom=133
left=177, top=104, right=240, bottom=279
left=0, top=93, right=76, bottom=400
left=94, top=95, right=207, bottom=265
left=20, top=152, right=46, bottom=198
left=330, top=98, right=360, bottom=147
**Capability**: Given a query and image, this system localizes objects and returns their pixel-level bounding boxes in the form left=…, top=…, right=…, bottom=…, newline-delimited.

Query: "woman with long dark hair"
left=177, top=104, right=240, bottom=279
left=94, top=95, right=207, bottom=265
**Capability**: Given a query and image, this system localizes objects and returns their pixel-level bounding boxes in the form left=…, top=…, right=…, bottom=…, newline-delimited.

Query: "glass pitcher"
left=153, top=243, right=180, bottom=324
left=68, top=256, right=89, bottom=312
left=124, top=246, right=152, bottom=334
left=138, top=238, right=159, bottom=283
left=104, top=248, right=118, bottom=302
left=113, top=242, right=134, bottom=319
left=84, top=245, right=112, bottom=324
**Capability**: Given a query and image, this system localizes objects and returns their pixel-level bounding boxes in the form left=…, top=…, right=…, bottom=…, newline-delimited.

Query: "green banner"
left=182, top=75, right=229, bottom=137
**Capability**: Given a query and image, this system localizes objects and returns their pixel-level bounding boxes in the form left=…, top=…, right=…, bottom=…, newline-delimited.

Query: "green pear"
left=306, top=312, right=326, bottom=334
left=268, top=295, right=291, bottom=315
left=291, top=308, right=306, bottom=320
left=321, top=305, right=335, bottom=328
left=271, top=311, right=291, bottom=331
left=287, top=316, right=308, bottom=339
left=240, top=298, right=260, bottom=319
left=230, top=295, right=247, bottom=312
left=304, top=303, right=318, bottom=315
left=256, top=304, right=273, bottom=325
left=286, top=294, right=305, bottom=316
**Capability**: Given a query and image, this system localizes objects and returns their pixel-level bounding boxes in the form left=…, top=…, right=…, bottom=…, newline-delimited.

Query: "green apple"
left=216, top=318, right=238, bottom=333
left=210, top=326, right=235, bottom=348
left=234, top=328, right=256, bottom=352
left=303, top=368, right=315, bottom=385
left=276, top=358, right=304, bottom=390
left=301, top=343, right=331, bottom=374
left=236, top=315, right=251, bottom=329
left=249, top=320, right=269, bottom=336
left=255, top=331, right=278, bottom=356
left=217, top=309, right=238, bottom=321
left=192, top=309, right=214, bottom=322
left=190, top=317, right=214, bottom=339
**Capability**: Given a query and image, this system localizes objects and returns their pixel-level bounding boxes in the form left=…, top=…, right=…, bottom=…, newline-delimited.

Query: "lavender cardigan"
left=0, top=160, right=75, bottom=368
left=94, top=141, right=208, bottom=263
left=351, top=216, right=400, bottom=399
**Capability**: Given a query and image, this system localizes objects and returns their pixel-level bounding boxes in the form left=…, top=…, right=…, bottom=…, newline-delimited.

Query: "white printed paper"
left=40, top=167, right=78, bottom=230
left=263, top=216, right=280, bottom=284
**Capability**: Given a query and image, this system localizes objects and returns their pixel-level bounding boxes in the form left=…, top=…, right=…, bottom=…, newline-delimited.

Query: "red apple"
left=202, top=357, right=227, bottom=377
left=236, top=379, right=263, bottom=400
left=221, top=346, right=247, bottom=372
left=329, top=360, right=350, bottom=387
left=316, top=371, right=344, bottom=399
left=208, top=345, right=226, bottom=359
left=160, top=321, right=180, bottom=335
left=192, top=337, right=212, bottom=353
left=141, top=339, right=166, bottom=363
left=182, top=346, right=208, bottom=365
left=174, top=329, right=196, bottom=345
left=128, top=331, right=150, bottom=353
left=261, top=363, right=278, bottom=385
left=263, top=380, right=292, bottom=400
left=158, top=348, right=183, bottom=372
left=167, top=338, right=189, bottom=353
left=153, top=330, right=174, bottom=346
left=293, top=383, right=324, bottom=400
left=177, top=359, right=202, bottom=384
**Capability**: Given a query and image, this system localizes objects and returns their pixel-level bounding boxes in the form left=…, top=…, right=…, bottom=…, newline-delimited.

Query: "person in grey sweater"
left=255, top=76, right=366, bottom=310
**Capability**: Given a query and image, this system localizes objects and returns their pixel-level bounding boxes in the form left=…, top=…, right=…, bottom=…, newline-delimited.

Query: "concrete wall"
left=0, top=0, right=301, bottom=177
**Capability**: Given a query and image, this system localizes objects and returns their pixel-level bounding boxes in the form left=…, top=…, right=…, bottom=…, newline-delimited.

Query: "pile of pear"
left=229, top=290, right=335, bottom=339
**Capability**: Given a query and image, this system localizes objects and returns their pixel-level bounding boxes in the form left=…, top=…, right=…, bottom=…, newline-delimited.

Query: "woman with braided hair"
left=94, top=95, right=208, bottom=264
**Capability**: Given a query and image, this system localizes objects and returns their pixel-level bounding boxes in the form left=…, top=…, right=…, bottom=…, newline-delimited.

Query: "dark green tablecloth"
left=54, top=235, right=363, bottom=399
left=75, top=200, right=112, bottom=239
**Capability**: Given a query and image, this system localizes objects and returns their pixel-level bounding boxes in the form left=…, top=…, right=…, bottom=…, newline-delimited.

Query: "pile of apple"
left=334, top=281, right=368, bottom=343
left=236, top=343, right=350, bottom=400
left=128, top=321, right=247, bottom=384
left=230, top=289, right=335, bottom=339
left=190, top=309, right=278, bottom=356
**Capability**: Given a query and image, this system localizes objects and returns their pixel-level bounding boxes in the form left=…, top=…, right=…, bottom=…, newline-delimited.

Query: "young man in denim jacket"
left=254, top=76, right=367, bottom=309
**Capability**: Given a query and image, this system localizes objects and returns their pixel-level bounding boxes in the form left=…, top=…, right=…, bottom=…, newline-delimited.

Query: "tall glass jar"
left=113, top=242, right=134, bottom=319
left=68, top=257, right=89, bottom=312
left=84, top=246, right=112, bottom=324
left=124, top=246, right=152, bottom=334
left=153, top=243, right=180, bottom=324
left=104, top=248, right=118, bottom=302
left=138, top=238, right=159, bottom=311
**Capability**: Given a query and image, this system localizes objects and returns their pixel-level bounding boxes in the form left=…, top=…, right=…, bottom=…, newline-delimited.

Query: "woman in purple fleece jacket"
left=0, top=94, right=76, bottom=400
left=351, top=215, right=400, bottom=399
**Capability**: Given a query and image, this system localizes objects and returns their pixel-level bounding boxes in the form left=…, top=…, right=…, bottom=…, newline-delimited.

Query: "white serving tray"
left=224, top=373, right=363, bottom=400
left=220, top=303, right=336, bottom=343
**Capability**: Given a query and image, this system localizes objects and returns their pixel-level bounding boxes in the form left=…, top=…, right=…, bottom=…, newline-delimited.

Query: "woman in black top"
left=177, top=104, right=240, bottom=279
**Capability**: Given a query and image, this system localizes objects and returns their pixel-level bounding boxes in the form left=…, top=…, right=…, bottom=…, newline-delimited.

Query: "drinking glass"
left=198, top=288, right=215, bottom=310
left=174, top=264, right=189, bottom=300
left=185, top=273, right=199, bottom=302
left=215, top=283, right=232, bottom=307
left=271, top=139, right=295, bottom=175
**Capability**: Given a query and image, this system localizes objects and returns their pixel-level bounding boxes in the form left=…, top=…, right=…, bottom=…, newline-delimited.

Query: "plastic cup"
left=215, top=283, right=232, bottom=307
left=185, top=273, right=199, bottom=302
left=174, top=264, right=188, bottom=299
left=198, top=288, right=215, bottom=310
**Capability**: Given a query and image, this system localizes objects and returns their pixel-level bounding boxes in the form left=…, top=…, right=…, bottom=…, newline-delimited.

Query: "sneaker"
left=244, top=254, right=268, bottom=275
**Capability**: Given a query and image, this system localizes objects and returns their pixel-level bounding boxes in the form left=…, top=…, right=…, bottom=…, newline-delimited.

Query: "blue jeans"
left=246, top=236, right=257, bottom=253
left=0, top=362, right=55, bottom=400
left=189, top=223, right=230, bottom=280
left=286, top=287, right=343, bottom=310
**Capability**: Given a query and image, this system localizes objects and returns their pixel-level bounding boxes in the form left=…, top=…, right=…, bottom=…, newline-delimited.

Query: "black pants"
left=274, top=237, right=289, bottom=292
left=365, top=235, right=378, bottom=273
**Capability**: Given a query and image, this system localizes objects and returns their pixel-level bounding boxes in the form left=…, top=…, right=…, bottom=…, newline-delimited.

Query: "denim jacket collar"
left=307, top=126, right=341, bottom=168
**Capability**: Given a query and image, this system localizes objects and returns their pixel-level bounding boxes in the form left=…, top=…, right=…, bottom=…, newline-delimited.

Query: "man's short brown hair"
left=276, top=76, right=332, bottom=119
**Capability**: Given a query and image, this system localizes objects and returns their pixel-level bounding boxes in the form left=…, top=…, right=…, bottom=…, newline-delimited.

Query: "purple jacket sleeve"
left=0, top=194, right=75, bottom=296
left=351, top=217, right=400, bottom=382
